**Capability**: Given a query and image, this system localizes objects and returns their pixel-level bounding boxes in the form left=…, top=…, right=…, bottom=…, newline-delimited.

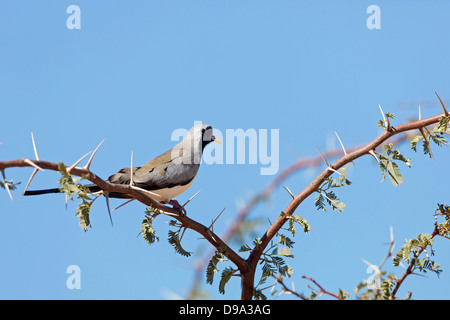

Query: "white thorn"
left=418, top=104, right=422, bottom=120
left=112, top=199, right=135, bottom=213
left=103, top=191, right=113, bottom=227
left=130, top=185, right=161, bottom=198
left=31, top=132, right=40, bottom=160
left=1, top=169, right=13, bottom=201
left=22, top=168, right=38, bottom=196
left=130, top=151, right=134, bottom=186
left=335, top=131, right=348, bottom=155
left=327, top=166, right=343, bottom=175
left=23, top=158, right=44, bottom=172
left=435, top=92, right=449, bottom=117
left=379, top=105, right=386, bottom=122
left=160, top=210, right=179, bottom=217
left=182, top=189, right=202, bottom=208
left=282, top=185, right=295, bottom=199
left=208, top=208, right=226, bottom=230
left=368, top=150, right=380, bottom=164
left=84, top=139, right=105, bottom=170
left=315, top=145, right=329, bottom=167
left=67, top=151, right=92, bottom=174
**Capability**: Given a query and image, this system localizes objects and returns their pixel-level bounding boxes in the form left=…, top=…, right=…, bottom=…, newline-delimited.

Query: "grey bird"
left=24, top=123, right=220, bottom=215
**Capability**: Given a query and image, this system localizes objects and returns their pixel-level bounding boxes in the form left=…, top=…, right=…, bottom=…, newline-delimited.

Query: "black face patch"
left=201, top=126, right=214, bottom=151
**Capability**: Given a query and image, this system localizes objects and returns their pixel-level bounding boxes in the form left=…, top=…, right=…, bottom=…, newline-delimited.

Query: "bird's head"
left=186, top=123, right=220, bottom=151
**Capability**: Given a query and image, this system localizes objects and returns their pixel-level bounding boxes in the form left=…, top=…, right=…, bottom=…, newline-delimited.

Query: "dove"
left=24, top=123, right=220, bottom=216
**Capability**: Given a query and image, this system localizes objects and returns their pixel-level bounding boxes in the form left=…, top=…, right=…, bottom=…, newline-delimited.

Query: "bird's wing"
left=108, top=147, right=199, bottom=190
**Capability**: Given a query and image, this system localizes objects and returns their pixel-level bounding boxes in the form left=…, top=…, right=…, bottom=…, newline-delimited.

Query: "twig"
left=390, top=224, right=440, bottom=299
left=301, top=275, right=342, bottom=300
left=274, top=277, right=306, bottom=300
left=0, top=156, right=248, bottom=275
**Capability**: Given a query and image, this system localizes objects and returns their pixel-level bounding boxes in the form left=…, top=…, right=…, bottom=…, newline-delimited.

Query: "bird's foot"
left=161, top=200, right=187, bottom=216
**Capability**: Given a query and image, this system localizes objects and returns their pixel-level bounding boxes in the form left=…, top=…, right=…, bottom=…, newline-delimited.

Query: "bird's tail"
left=23, top=184, right=102, bottom=196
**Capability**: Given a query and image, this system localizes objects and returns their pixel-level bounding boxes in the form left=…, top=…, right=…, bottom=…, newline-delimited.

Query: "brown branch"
left=0, top=158, right=249, bottom=274
left=240, top=112, right=446, bottom=299
left=301, top=275, right=342, bottom=300
left=274, top=276, right=307, bottom=300
left=190, top=134, right=408, bottom=298
left=390, top=224, right=440, bottom=299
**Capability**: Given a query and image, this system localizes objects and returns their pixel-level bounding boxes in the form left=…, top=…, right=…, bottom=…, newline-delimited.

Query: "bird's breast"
left=147, top=175, right=197, bottom=202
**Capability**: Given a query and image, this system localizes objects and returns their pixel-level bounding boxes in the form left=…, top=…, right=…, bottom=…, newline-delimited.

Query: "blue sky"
left=1, top=1, right=449, bottom=299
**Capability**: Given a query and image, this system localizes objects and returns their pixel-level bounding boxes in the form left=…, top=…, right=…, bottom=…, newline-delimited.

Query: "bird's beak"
left=212, top=136, right=221, bottom=144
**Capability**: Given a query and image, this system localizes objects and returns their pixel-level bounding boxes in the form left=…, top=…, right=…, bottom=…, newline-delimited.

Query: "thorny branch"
left=0, top=101, right=448, bottom=300
left=239, top=110, right=448, bottom=299
left=0, top=147, right=249, bottom=274
left=189, top=134, right=408, bottom=297
left=390, top=223, right=440, bottom=299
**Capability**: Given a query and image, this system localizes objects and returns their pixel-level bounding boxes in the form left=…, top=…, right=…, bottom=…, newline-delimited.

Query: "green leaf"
left=380, top=274, right=396, bottom=300
left=168, top=230, right=192, bottom=257
left=323, top=190, right=346, bottom=212
left=378, top=149, right=407, bottom=187
left=75, top=200, right=92, bottom=231
left=239, top=244, right=253, bottom=253
left=253, top=288, right=267, bottom=300
left=141, top=217, right=159, bottom=245
left=338, top=289, right=350, bottom=300
left=206, top=250, right=227, bottom=285
left=287, top=215, right=310, bottom=236
left=377, top=119, right=385, bottom=128
left=276, top=247, right=293, bottom=258
left=435, top=115, right=450, bottom=133
left=386, top=160, right=403, bottom=187
left=253, top=237, right=262, bottom=249
left=219, top=267, right=236, bottom=294
left=314, top=193, right=326, bottom=211
left=57, top=162, right=95, bottom=231
left=277, top=234, right=295, bottom=248
left=410, top=134, right=423, bottom=152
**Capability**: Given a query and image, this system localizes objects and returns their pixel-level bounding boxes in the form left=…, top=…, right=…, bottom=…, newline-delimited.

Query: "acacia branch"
left=190, top=134, right=407, bottom=298
left=390, top=224, right=440, bottom=299
left=301, top=275, right=342, bottom=300
left=0, top=158, right=249, bottom=274
left=1, top=109, right=447, bottom=300
left=240, top=112, right=447, bottom=299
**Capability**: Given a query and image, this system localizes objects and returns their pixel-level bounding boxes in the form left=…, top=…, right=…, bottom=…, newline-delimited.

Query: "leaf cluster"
left=411, top=115, right=450, bottom=157
left=0, top=180, right=20, bottom=191
left=392, top=231, right=443, bottom=278
left=246, top=233, right=295, bottom=299
left=315, top=164, right=351, bottom=213
left=57, top=162, right=93, bottom=231
left=377, top=143, right=411, bottom=187
left=141, top=207, right=161, bottom=245
left=376, top=111, right=395, bottom=128
left=205, top=247, right=238, bottom=295
left=280, top=211, right=310, bottom=236
left=168, top=220, right=192, bottom=257
left=141, top=217, right=159, bottom=245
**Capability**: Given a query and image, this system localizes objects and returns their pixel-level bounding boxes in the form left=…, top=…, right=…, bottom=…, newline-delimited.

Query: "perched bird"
left=24, top=123, right=220, bottom=215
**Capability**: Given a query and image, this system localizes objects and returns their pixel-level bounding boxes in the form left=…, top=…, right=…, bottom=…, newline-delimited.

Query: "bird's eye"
left=202, top=128, right=206, bottom=133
